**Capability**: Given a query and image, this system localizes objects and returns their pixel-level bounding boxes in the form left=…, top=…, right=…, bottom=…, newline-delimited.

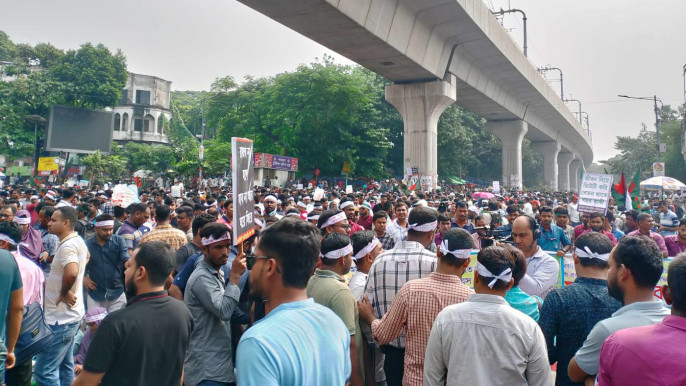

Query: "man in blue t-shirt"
left=538, top=206, right=571, bottom=256
left=236, top=218, right=351, bottom=386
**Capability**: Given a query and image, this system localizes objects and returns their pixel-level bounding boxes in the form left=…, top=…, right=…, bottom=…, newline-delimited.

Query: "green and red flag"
left=612, top=172, right=627, bottom=208
left=612, top=170, right=641, bottom=210
left=627, top=169, right=641, bottom=210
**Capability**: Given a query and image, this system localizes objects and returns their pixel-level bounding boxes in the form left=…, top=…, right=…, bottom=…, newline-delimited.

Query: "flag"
left=612, top=172, right=627, bottom=208
left=627, top=169, right=641, bottom=209
left=409, top=183, right=417, bottom=191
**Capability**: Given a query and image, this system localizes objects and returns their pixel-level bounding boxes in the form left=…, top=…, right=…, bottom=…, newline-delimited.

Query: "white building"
left=112, top=73, right=172, bottom=145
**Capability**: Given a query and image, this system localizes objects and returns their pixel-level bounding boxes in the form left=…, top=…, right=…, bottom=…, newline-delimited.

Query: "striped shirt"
left=364, top=240, right=437, bottom=348
left=371, top=272, right=472, bottom=386
left=138, top=224, right=188, bottom=251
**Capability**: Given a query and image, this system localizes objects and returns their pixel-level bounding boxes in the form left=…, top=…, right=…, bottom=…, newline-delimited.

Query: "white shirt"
left=45, top=232, right=88, bottom=325
left=386, top=219, right=408, bottom=243
left=568, top=202, right=580, bottom=223
left=423, top=294, right=550, bottom=386
left=523, top=202, right=534, bottom=218
left=348, top=271, right=367, bottom=301
left=519, top=247, right=560, bottom=299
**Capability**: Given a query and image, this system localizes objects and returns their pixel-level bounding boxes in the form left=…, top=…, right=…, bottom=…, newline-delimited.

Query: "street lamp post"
left=618, top=94, right=663, bottom=163
left=564, top=98, right=582, bottom=123
left=538, top=66, right=564, bottom=100
left=492, top=8, right=528, bottom=57
left=25, top=115, right=47, bottom=178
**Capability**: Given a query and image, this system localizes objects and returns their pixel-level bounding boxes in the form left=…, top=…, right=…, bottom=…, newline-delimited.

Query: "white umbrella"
left=133, top=170, right=154, bottom=178
left=640, top=176, right=686, bottom=191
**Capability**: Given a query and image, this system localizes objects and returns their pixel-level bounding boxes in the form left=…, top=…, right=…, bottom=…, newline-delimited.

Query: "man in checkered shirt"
left=363, top=206, right=438, bottom=386
left=358, top=228, right=473, bottom=386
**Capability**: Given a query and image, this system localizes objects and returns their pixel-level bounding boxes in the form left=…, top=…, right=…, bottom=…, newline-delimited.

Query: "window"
left=134, top=118, right=143, bottom=132
left=157, top=117, right=163, bottom=133
left=121, top=113, right=128, bottom=131
left=144, top=114, right=154, bottom=133
left=114, top=113, right=121, bottom=131
left=135, top=90, right=151, bottom=105
left=120, top=89, right=128, bottom=105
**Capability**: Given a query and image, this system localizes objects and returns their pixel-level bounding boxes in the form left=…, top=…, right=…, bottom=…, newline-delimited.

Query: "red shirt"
left=357, top=215, right=373, bottom=231
left=579, top=228, right=618, bottom=245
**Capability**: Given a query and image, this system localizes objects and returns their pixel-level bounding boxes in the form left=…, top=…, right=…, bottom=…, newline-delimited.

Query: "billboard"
left=46, top=105, right=114, bottom=154
left=253, top=153, right=298, bottom=172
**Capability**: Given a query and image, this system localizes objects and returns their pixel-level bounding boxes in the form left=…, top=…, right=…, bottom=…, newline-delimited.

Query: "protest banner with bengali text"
left=231, top=138, right=255, bottom=245
left=578, top=173, right=613, bottom=215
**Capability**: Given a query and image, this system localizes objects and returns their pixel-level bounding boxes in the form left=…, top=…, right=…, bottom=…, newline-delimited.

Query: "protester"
left=116, top=203, right=150, bottom=252
left=340, top=199, right=365, bottom=235
left=364, top=206, right=438, bottom=385
left=73, top=307, right=108, bottom=375
left=37, top=204, right=60, bottom=268
left=573, top=212, right=590, bottom=239
left=173, top=213, right=214, bottom=275
left=626, top=213, right=668, bottom=257
left=84, top=214, right=129, bottom=312
left=665, top=218, right=686, bottom=257
left=511, top=215, right=560, bottom=298
left=13, top=209, right=46, bottom=263
left=183, top=223, right=246, bottom=386
left=35, top=206, right=88, bottom=386
left=72, top=242, right=193, bottom=386
left=138, top=204, right=187, bottom=251
left=373, top=210, right=395, bottom=250
left=423, top=246, right=550, bottom=385
left=349, top=230, right=383, bottom=300
left=596, top=253, right=686, bottom=385
left=538, top=232, right=621, bottom=386
left=175, top=205, right=195, bottom=242
left=387, top=201, right=410, bottom=243
left=538, top=206, right=571, bottom=256
left=236, top=218, right=351, bottom=385
left=504, top=244, right=543, bottom=321
left=579, top=212, right=618, bottom=246
left=0, top=234, right=24, bottom=384
left=358, top=228, right=473, bottom=385
left=307, top=232, right=364, bottom=385
left=657, top=200, right=679, bottom=237
left=568, top=236, right=670, bottom=384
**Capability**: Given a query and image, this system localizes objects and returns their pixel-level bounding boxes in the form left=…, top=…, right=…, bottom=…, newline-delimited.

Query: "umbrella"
left=472, top=191, right=495, bottom=200
left=133, top=169, right=154, bottom=178
left=640, top=176, right=686, bottom=191
left=0, top=172, right=5, bottom=178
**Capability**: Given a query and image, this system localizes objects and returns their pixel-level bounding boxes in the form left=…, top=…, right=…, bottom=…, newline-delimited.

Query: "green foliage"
left=80, top=150, right=128, bottom=185
left=203, top=139, right=231, bottom=176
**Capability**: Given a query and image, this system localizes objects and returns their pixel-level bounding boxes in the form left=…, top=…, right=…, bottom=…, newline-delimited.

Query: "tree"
left=80, top=150, right=128, bottom=185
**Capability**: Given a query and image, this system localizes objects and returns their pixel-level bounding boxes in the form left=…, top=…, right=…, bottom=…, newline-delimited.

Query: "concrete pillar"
left=557, top=152, right=574, bottom=191
left=569, top=158, right=582, bottom=192
left=385, top=75, right=457, bottom=184
left=485, top=120, right=528, bottom=189
left=530, top=141, right=561, bottom=191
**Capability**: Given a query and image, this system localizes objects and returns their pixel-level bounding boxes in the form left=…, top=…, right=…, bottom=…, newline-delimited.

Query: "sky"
left=2, top=0, right=685, bottom=162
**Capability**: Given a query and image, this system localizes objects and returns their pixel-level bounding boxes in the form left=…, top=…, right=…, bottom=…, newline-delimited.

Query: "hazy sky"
left=2, top=0, right=685, bottom=162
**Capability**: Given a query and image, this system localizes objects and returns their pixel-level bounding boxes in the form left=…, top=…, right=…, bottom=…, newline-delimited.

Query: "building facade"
left=112, top=73, right=172, bottom=145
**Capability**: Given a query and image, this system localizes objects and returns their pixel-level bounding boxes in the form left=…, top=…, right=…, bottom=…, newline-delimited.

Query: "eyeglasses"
left=246, top=254, right=270, bottom=270
left=0, top=214, right=10, bottom=218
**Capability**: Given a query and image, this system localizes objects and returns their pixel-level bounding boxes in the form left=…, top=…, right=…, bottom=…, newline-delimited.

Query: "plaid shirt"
left=138, top=224, right=188, bottom=251
left=377, top=232, right=396, bottom=250
left=99, top=202, right=113, bottom=216
left=371, top=272, right=472, bottom=386
left=364, top=240, right=437, bottom=348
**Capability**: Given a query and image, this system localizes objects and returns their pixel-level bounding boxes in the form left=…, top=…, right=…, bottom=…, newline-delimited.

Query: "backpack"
left=77, top=219, right=96, bottom=241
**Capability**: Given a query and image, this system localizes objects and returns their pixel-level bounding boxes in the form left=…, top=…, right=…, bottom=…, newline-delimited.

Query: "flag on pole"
left=612, top=172, right=627, bottom=208
left=628, top=169, right=641, bottom=209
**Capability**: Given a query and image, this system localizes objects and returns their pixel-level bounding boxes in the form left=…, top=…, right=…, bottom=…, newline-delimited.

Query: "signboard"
left=659, top=143, right=667, bottom=153
left=272, top=155, right=292, bottom=170
left=231, top=137, right=255, bottom=245
left=342, top=161, right=351, bottom=174
left=653, top=162, right=665, bottom=177
left=578, top=173, right=613, bottom=214
left=198, top=145, right=204, bottom=161
left=420, top=176, right=433, bottom=191
left=406, top=168, right=413, bottom=177
left=38, top=157, right=59, bottom=174
left=411, top=166, right=419, bottom=175
left=253, top=152, right=297, bottom=171
left=253, top=153, right=264, bottom=168
left=111, top=184, right=137, bottom=208
left=493, top=181, right=500, bottom=194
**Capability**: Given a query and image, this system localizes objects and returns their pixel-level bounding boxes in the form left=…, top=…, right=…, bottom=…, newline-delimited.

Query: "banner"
left=578, top=173, right=613, bottom=214
left=110, top=184, right=137, bottom=208
left=232, top=137, right=255, bottom=245
left=342, top=161, right=351, bottom=174
left=38, top=157, right=59, bottom=175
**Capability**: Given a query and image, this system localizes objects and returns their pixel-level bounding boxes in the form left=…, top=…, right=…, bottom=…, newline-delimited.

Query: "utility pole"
left=538, top=66, right=564, bottom=101
left=492, top=8, right=528, bottom=57
left=618, top=94, right=664, bottom=163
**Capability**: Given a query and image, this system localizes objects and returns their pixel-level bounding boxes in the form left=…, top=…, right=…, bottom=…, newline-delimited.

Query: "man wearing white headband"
left=348, top=231, right=383, bottom=301
left=358, top=228, right=473, bottom=385
left=339, top=199, right=364, bottom=235
left=538, top=232, right=621, bottom=386
left=262, top=195, right=282, bottom=221
left=364, top=206, right=438, bottom=385
left=424, top=246, right=550, bottom=385
left=84, top=214, right=130, bottom=312
left=307, top=232, right=365, bottom=385
left=184, top=222, right=247, bottom=386
left=357, top=202, right=373, bottom=231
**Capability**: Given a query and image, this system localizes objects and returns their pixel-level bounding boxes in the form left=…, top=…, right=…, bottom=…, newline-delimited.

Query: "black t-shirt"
left=83, top=291, right=194, bottom=385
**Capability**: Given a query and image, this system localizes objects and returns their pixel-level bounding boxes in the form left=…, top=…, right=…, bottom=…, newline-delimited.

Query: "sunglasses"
left=246, top=254, right=270, bottom=270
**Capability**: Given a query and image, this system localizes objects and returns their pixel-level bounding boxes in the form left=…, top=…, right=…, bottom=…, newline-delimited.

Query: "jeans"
left=0, top=340, right=7, bottom=386
left=380, top=345, right=405, bottom=386
left=34, top=321, right=80, bottom=386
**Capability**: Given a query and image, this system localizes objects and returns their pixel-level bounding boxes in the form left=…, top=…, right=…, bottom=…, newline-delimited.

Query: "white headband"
left=308, top=214, right=320, bottom=221
left=264, top=195, right=277, bottom=202
left=254, top=218, right=264, bottom=227
left=13, top=217, right=30, bottom=225
left=95, top=220, right=115, bottom=227
left=475, top=262, right=512, bottom=289
left=322, top=244, right=353, bottom=260
left=286, top=212, right=301, bottom=217
left=297, top=201, right=307, bottom=208
left=408, top=221, right=437, bottom=233
left=0, top=233, right=17, bottom=245
left=439, top=239, right=472, bottom=259
left=339, top=201, right=354, bottom=210
left=201, top=232, right=231, bottom=246
left=575, top=246, right=611, bottom=261
left=320, top=211, right=347, bottom=229
left=354, top=238, right=380, bottom=260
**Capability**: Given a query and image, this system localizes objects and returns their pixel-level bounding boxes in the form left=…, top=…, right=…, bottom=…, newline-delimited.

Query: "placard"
left=420, top=176, right=433, bottom=191
left=346, top=185, right=353, bottom=194
left=578, top=173, right=613, bottom=214
left=232, top=137, right=255, bottom=245
left=111, top=184, right=136, bottom=208
left=493, top=181, right=500, bottom=194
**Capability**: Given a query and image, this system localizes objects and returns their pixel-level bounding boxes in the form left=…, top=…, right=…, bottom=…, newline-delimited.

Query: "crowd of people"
left=0, top=180, right=685, bottom=386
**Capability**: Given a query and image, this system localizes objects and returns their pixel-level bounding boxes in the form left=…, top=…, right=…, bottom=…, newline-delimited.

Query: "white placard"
left=578, top=173, right=613, bottom=215
left=346, top=185, right=353, bottom=194
left=111, top=184, right=136, bottom=208
left=493, top=181, right=500, bottom=194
